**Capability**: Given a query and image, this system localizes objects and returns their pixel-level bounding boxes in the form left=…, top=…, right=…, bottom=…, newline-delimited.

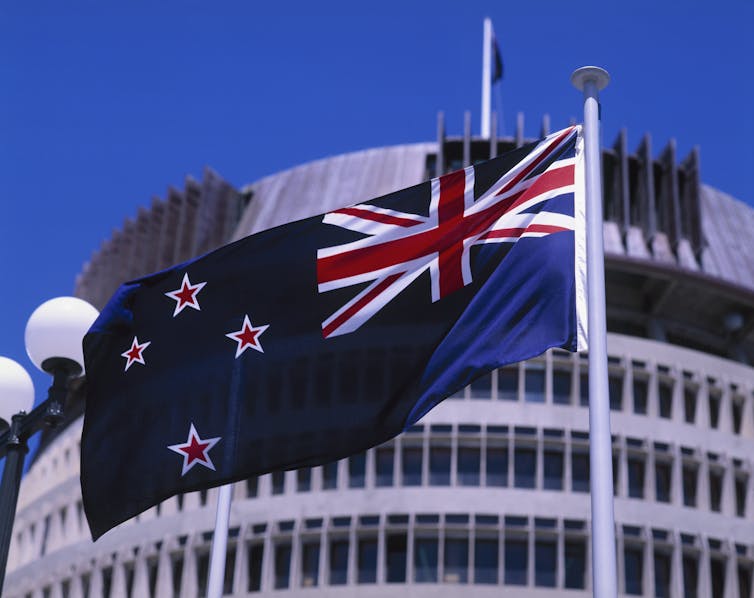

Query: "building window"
left=444, top=536, right=469, bottom=583
left=171, top=553, right=184, bottom=596
left=474, top=537, right=498, bottom=584
left=297, top=468, right=311, bottom=492
left=429, top=442, right=451, bottom=486
left=627, top=454, right=645, bottom=499
left=709, top=469, right=723, bottom=512
left=683, top=553, right=699, bottom=598
left=735, top=475, right=748, bottom=517
left=684, top=386, right=697, bottom=424
left=683, top=464, right=698, bottom=507
left=486, top=438, right=508, bottom=486
left=565, top=538, right=586, bottom=589
left=624, top=544, right=644, bottom=595
left=572, top=449, right=590, bottom=492
left=654, top=550, right=672, bottom=598
left=329, top=538, right=348, bottom=585
left=247, top=543, right=263, bottom=592
left=498, top=367, right=518, bottom=400
left=349, top=452, right=366, bottom=488
left=514, top=445, right=536, bottom=489
left=659, top=380, right=673, bottom=418
left=525, top=364, right=545, bottom=403
left=633, top=378, right=648, bottom=415
left=553, top=369, right=571, bottom=405
left=711, top=557, right=726, bottom=598
left=732, top=399, right=744, bottom=435
left=375, top=446, right=394, bottom=487
left=301, top=540, right=320, bottom=587
left=535, top=538, right=557, bottom=587
left=386, top=533, right=407, bottom=582
left=609, top=374, right=623, bottom=411
left=543, top=447, right=564, bottom=490
left=271, top=471, right=285, bottom=495
left=458, top=443, right=481, bottom=486
left=414, top=535, right=438, bottom=582
left=579, top=372, right=589, bottom=406
left=738, top=564, right=752, bottom=598
left=274, top=542, right=292, bottom=589
left=655, top=460, right=672, bottom=503
left=709, top=391, right=721, bottom=429
left=402, top=445, right=422, bottom=486
left=357, top=537, right=378, bottom=584
left=504, top=537, right=528, bottom=585
left=470, top=372, right=492, bottom=399
left=322, top=462, right=338, bottom=490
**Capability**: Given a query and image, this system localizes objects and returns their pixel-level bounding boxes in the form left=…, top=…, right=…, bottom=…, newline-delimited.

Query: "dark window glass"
left=498, top=367, right=518, bottom=400
left=736, top=476, right=748, bottom=517
left=470, top=373, right=491, bottom=399
left=171, top=554, right=184, bottom=597
left=624, top=545, right=644, bottom=595
left=628, top=456, right=645, bottom=498
left=684, top=387, right=697, bottom=423
left=357, top=538, right=378, bottom=584
left=247, top=544, right=263, bottom=592
left=514, top=446, right=536, bottom=488
left=579, top=372, right=589, bottom=406
left=414, top=536, right=438, bottom=582
left=613, top=454, right=620, bottom=496
left=301, top=541, right=320, bottom=587
left=322, top=461, right=338, bottom=490
left=458, top=445, right=480, bottom=486
left=544, top=448, right=564, bottom=490
left=429, top=444, right=450, bottom=486
left=683, top=554, right=698, bottom=598
left=733, top=401, right=744, bottom=434
left=486, top=446, right=508, bottom=487
left=402, top=446, right=422, bottom=486
left=609, top=375, right=623, bottom=411
left=102, top=566, right=112, bottom=598
left=535, top=539, right=557, bottom=587
left=272, top=471, right=285, bottom=495
left=349, top=453, right=366, bottom=488
left=297, top=468, right=311, bottom=492
left=246, top=477, right=258, bottom=498
left=683, top=465, right=698, bottom=507
left=474, top=538, right=498, bottom=584
left=572, top=451, right=590, bottom=492
left=659, top=381, right=673, bottom=418
left=709, top=394, right=721, bottom=428
left=223, top=546, right=236, bottom=595
left=444, top=537, right=469, bottom=583
left=633, top=378, right=648, bottom=414
left=565, top=539, right=586, bottom=589
left=711, top=557, right=726, bottom=598
left=386, top=533, right=407, bottom=582
left=738, top=565, right=752, bottom=598
left=655, top=461, right=671, bottom=503
left=375, top=447, right=394, bottom=487
left=525, top=366, right=545, bottom=403
left=553, top=370, right=571, bottom=404
left=329, top=539, right=348, bottom=585
left=274, top=543, right=292, bottom=589
left=710, top=470, right=723, bottom=512
left=655, top=551, right=672, bottom=598
left=504, top=538, right=528, bottom=585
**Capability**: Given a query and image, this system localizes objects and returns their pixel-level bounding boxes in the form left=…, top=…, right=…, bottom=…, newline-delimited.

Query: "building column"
left=131, top=545, right=150, bottom=598
left=154, top=539, right=173, bottom=598
left=109, top=554, right=128, bottom=598
left=671, top=533, right=684, bottom=598
left=725, top=546, right=739, bottom=598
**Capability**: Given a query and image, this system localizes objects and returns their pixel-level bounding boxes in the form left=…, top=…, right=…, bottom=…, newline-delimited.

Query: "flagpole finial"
left=570, top=66, right=610, bottom=92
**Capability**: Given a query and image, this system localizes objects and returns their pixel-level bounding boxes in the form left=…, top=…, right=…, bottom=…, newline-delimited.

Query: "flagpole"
left=206, top=483, right=233, bottom=598
left=481, top=17, right=492, bottom=138
left=571, top=65, right=616, bottom=598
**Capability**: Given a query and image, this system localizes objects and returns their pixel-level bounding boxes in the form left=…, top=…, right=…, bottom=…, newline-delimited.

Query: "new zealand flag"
left=81, top=126, right=587, bottom=539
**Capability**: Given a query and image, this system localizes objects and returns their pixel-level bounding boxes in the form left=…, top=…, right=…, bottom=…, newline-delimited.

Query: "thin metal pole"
left=481, top=17, right=492, bottom=138
left=0, top=415, right=27, bottom=594
left=571, top=65, right=616, bottom=598
left=206, top=483, right=233, bottom=598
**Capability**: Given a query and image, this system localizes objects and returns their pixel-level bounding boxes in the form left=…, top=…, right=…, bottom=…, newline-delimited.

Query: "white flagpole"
left=206, top=483, right=233, bottom=598
left=481, top=17, right=492, bottom=138
left=571, top=66, right=616, bottom=598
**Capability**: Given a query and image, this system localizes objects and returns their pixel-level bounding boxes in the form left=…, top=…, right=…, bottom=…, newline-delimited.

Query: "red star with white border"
left=165, top=273, right=206, bottom=317
left=225, top=315, right=270, bottom=358
left=121, top=336, right=151, bottom=371
left=167, top=423, right=221, bottom=476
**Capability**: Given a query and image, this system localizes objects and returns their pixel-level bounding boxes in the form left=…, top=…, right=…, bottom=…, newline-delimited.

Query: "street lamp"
left=0, top=297, right=99, bottom=592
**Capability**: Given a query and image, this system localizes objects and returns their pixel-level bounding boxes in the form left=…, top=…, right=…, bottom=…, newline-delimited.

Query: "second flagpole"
left=206, top=483, right=233, bottom=598
left=571, top=66, right=617, bottom=598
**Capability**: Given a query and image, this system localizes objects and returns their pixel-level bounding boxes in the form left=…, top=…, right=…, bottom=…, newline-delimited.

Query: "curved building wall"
left=6, top=124, right=754, bottom=597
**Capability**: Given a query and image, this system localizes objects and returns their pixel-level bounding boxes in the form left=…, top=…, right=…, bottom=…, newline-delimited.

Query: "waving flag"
left=81, top=126, right=586, bottom=539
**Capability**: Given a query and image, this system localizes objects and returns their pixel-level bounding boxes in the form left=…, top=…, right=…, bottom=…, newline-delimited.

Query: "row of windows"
left=22, top=516, right=754, bottom=598
left=458, top=352, right=753, bottom=436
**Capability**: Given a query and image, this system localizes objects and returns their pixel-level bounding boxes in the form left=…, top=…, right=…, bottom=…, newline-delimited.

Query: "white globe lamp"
left=0, top=357, right=34, bottom=424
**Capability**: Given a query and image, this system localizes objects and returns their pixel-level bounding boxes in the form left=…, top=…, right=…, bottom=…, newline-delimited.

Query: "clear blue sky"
left=0, top=0, right=752, bottom=410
